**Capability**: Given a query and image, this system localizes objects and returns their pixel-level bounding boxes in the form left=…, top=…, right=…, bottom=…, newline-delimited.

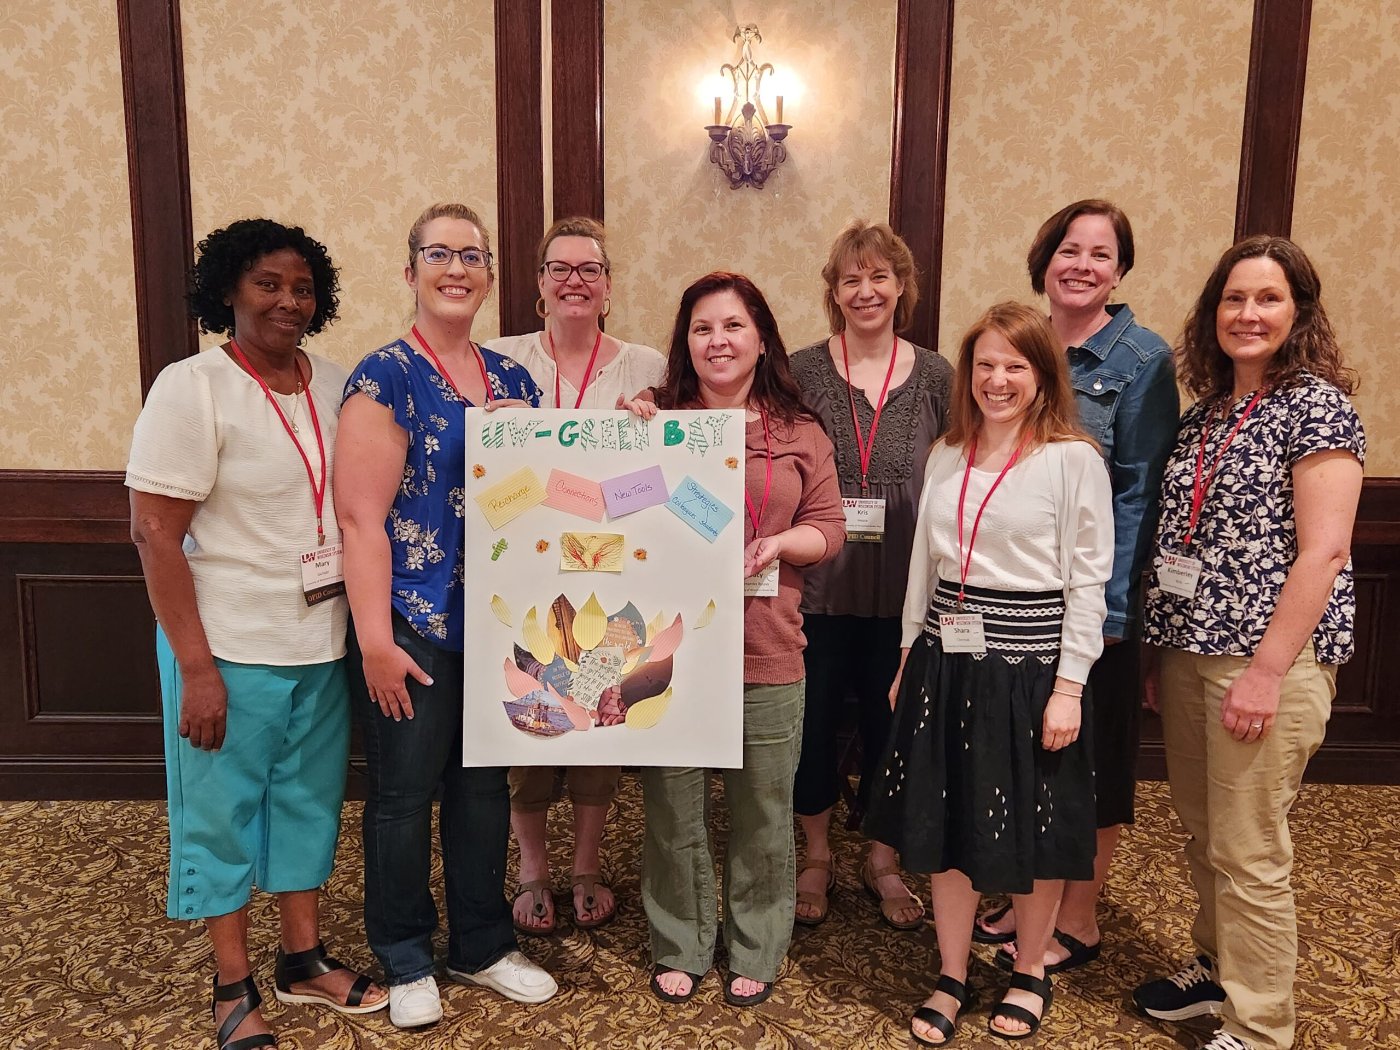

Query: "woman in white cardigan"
left=863, top=302, right=1113, bottom=1044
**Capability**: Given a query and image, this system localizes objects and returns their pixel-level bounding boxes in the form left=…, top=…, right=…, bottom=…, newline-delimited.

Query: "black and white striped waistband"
left=923, top=580, right=1064, bottom=655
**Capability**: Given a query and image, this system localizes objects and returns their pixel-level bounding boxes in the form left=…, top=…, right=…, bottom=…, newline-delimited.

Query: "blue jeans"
left=350, top=614, right=517, bottom=984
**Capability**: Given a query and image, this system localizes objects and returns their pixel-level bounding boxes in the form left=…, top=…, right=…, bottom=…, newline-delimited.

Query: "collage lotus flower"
left=492, top=592, right=716, bottom=737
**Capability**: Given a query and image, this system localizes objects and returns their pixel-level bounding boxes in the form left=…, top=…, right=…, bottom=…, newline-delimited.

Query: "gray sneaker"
left=1132, top=954, right=1226, bottom=1020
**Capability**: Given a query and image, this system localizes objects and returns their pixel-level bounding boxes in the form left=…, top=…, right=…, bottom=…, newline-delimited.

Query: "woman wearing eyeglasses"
left=486, top=216, right=665, bottom=937
left=336, top=203, right=556, bottom=1029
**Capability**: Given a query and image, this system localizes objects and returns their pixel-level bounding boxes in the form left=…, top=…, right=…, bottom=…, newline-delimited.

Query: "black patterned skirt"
left=862, top=581, right=1096, bottom=895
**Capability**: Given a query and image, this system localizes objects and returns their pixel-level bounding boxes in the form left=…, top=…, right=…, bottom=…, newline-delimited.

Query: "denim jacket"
left=1068, top=303, right=1178, bottom=638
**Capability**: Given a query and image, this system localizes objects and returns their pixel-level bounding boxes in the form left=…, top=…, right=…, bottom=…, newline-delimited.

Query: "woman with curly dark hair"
left=127, top=219, right=386, bottom=1049
left=1134, top=237, right=1363, bottom=1050
left=629, top=272, right=846, bottom=1007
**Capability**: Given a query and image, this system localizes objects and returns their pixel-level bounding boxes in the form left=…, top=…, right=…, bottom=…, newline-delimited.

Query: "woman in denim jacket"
left=976, top=199, right=1179, bottom=975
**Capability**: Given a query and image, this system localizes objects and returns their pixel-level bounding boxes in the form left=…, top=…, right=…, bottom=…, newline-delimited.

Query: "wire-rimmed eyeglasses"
left=418, top=245, right=493, bottom=268
left=540, top=260, right=608, bottom=283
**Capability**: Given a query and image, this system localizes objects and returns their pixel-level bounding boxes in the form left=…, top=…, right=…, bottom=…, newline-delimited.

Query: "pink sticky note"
left=601, top=465, right=669, bottom=518
left=542, top=469, right=606, bottom=522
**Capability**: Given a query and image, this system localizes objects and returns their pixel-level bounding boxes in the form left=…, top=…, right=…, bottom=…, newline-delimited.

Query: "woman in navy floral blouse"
left=335, top=203, right=555, bottom=1029
left=1134, top=237, right=1363, bottom=1050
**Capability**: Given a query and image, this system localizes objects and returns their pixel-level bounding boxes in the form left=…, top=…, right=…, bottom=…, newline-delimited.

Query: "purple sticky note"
left=601, top=465, right=669, bottom=518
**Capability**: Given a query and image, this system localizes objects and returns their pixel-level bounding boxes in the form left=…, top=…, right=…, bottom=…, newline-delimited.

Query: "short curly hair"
left=188, top=218, right=340, bottom=337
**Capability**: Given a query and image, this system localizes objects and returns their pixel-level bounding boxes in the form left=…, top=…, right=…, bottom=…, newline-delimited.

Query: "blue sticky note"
left=665, top=475, right=735, bottom=542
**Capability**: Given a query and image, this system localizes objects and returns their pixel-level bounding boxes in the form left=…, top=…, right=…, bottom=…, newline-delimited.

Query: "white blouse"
left=126, top=347, right=349, bottom=666
left=902, top=439, right=1114, bottom=683
left=487, top=331, right=666, bottom=409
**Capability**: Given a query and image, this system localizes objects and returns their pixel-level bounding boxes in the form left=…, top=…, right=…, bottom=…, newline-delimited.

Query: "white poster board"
left=462, top=408, right=745, bottom=767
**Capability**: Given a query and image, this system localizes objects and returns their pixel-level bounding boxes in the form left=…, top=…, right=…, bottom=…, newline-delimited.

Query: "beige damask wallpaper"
left=0, top=4, right=141, bottom=470
left=181, top=0, right=500, bottom=367
left=1293, top=1, right=1398, bottom=475
left=937, top=0, right=1251, bottom=372
left=601, top=1, right=896, bottom=351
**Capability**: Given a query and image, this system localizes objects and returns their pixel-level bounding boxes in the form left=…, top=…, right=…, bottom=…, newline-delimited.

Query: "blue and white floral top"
left=1143, top=373, right=1365, bottom=665
left=345, top=339, right=541, bottom=651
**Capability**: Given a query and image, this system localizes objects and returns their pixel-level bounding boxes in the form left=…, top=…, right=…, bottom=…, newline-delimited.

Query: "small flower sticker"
left=472, top=464, right=486, bottom=478
left=725, top=456, right=739, bottom=470
left=536, top=540, right=550, bottom=553
left=633, top=548, right=648, bottom=561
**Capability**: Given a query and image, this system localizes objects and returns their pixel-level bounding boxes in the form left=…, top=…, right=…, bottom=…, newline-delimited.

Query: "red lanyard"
left=744, top=409, right=773, bottom=537
left=955, top=433, right=1028, bottom=604
left=547, top=329, right=603, bottom=409
left=1184, top=390, right=1264, bottom=547
left=840, top=332, right=899, bottom=491
left=410, top=324, right=493, bottom=403
left=228, top=339, right=328, bottom=546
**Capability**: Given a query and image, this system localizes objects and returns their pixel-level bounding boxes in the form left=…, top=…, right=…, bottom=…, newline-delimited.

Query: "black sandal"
left=649, top=965, right=703, bottom=1004
left=274, top=941, right=386, bottom=1015
left=723, top=972, right=773, bottom=1007
left=988, top=971, right=1053, bottom=1041
left=911, top=974, right=976, bottom=1046
left=972, top=901, right=1015, bottom=944
left=211, top=974, right=276, bottom=1050
left=995, top=928, right=1101, bottom=975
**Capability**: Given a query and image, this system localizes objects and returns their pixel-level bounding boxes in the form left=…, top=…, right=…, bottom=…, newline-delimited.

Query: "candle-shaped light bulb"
left=776, top=95, right=784, bottom=123
left=714, top=96, right=722, bottom=124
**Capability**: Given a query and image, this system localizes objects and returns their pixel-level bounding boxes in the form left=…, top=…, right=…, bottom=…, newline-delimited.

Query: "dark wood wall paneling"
left=550, top=0, right=604, bottom=221
left=888, top=0, right=955, bottom=355
left=1234, top=0, right=1313, bottom=238
left=494, top=0, right=546, bottom=336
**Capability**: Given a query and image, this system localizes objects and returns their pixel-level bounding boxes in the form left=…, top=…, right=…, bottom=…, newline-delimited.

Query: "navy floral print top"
left=1143, top=373, right=1365, bottom=665
left=345, top=339, right=541, bottom=651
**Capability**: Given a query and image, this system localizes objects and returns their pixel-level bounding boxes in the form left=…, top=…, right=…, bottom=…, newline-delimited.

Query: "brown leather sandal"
left=571, top=873, right=617, bottom=929
left=512, top=878, right=557, bottom=935
left=794, top=857, right=836, bottom=926
left=860, top=858, right=926, bottom=930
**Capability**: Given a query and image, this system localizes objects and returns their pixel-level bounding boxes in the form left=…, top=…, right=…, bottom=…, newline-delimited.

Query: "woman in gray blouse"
left=789, top=220, right=952, bottom=931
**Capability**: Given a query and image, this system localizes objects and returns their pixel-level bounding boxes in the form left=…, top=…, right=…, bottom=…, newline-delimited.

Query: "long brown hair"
left=1178, top=235, right=1356, bottom=402
left=655, top=272, right=816, bottom=426
left=943, top=302, right=1092, bottom=452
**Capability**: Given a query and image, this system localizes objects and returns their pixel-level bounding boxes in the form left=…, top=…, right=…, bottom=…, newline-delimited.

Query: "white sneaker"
left=1202, top=1032, right=1254, bottom=1050
left=388, top=975, right=443, bottom=1028
left=448, top=951, right=558, bottom=1004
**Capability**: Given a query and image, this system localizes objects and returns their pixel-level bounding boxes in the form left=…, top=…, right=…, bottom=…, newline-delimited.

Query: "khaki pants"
left=639, top=680, right=804, bottom=983
left=507, top=765, right=620, bottom=812
left=1159, top=644, right=1334, bottom=1050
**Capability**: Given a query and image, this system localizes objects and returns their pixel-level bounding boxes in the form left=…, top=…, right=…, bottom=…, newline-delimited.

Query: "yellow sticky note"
left=474, top=466, right=546, bottom=530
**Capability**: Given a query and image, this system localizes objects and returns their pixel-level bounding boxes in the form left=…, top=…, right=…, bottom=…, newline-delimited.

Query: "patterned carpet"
left=2, top=778, right=1398, bottom=1049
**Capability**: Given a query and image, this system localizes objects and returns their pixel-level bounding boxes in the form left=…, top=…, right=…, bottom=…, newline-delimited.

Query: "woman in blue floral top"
left=1133, top=237, right=1363, bottom=1050
left=335, top=203, right=555, bottom=1029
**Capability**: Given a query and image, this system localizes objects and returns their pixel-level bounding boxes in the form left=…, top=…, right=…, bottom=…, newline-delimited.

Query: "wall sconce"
left=705, top=24, right=791, bottom=190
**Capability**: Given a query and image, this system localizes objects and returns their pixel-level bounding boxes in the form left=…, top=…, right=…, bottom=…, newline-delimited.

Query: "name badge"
left=744, top=560, right=780, bottom=598
left=938, top=612, right=986, bottom=653
left=301, top=542, right=346, bottom=607
left=1158, top=549, right=1203, bottom=599
left=843, top=497, right=886, bottom=543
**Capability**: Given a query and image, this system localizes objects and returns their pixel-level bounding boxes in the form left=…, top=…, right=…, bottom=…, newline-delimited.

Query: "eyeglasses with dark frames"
left=540, top=260, right=608, bottom=283
left=418, top=245, right=492, bottom=268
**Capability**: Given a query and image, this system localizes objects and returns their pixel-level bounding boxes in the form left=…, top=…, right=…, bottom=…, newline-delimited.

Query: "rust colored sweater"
left=742, top=414, right=846, bottom=684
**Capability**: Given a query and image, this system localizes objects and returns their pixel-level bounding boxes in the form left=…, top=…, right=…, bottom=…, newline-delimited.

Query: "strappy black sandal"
left=649, top=964, right=703, bottom=1004
left=274, top=941, right=386, bottom=1014
left=911, top=973, right=976, bottom=1046
left=988, top=971, right=1053, bottom=1041
left=211, top=974, right=276, bottom=1050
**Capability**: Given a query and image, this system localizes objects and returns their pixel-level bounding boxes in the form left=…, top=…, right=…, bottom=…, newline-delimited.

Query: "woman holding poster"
left=487, top=216, right=666, bottom=936
left=636, top=272, right=846, bottom=1007
left=789, top=220, right=952, bottom=931
left=335, top=203, right=555, bottom=1029
left=863, top=302, right=1112, bottom=1043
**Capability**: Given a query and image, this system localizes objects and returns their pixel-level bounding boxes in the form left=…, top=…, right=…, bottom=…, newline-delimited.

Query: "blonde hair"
left=820, top=220, right=920, bottom=333
left=536, top=216, right=610, bottom=273
left=406, top=203, right=491, bottom=271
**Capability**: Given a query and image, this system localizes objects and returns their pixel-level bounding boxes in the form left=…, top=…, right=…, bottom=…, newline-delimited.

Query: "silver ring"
left=1250, top=721, right=1263, bottom=728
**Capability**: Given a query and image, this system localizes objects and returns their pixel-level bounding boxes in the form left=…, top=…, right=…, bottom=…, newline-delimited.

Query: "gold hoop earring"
left=601, top=298, right=611, bottom=319
left=535, top=297, right=548, bottom=319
